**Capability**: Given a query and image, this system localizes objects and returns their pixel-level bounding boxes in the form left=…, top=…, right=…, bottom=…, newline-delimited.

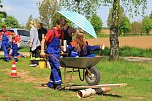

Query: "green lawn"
left=0, top=57, right=152, bottom=101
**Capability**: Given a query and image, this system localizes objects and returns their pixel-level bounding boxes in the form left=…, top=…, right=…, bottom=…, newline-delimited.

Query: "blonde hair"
left=30, top=20, right=36, bottom=26
left=74, top=30, right=86, bottom=51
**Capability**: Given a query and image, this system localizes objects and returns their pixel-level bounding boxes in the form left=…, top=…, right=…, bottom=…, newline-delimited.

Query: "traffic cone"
left=10, top=60, right=20, bottom=78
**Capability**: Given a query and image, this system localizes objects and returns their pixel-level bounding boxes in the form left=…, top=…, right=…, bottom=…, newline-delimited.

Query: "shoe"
left=54, top=85, right=63, bottom=91
left=29, top=64, right=38, bottom=67
left=14, top=59, right=18, bottom=62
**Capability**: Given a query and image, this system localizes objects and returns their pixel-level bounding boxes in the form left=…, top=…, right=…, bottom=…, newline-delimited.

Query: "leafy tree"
left=25, top=15, right=33, bottom=30
left=0, top=0, right=7, bottom=18
left=131, top=21, right=142, bottom=35
left=25, top=15, right=40, bottom=30
left=107, top=6, right=131, bottom=35
left=103, top=0, right=147, bottom=60
left=59, top=0, right=148, bottom=60
left=38, top=0, right=59, bottom=29
left=60, top=0, right=99, bottom=19
left=107, top=6, right=125, bottom=28
left=119, top=17, right=131, bottom=35
left=90, top=14, right=103, bottom=33
left=150, top=11, right=152, bottom=19
left=3, top=16, right=19, bottom=28
left=141, top=16, right=152, bottom=35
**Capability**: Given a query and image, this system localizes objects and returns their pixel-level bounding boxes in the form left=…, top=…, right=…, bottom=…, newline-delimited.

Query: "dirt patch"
left=123, top=57, right=152, bottom=62
left=86, top=36, right=152, bottom=49
left=130, top=96, right=144, bottom=100
left=7, top=70, right=48, bottom=84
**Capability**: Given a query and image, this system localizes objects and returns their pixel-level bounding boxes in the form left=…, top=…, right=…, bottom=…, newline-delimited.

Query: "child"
left=0, top=26, right=12, bottom=61
left=66, top=30, right=104, bottom=57
left=41, top=19, right=64, bottom=90
left=12, top=33, right=21, bottom=62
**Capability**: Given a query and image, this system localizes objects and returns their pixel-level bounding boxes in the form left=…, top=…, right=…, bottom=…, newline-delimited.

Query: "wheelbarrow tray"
left=60, top=56, right=102, bottom=69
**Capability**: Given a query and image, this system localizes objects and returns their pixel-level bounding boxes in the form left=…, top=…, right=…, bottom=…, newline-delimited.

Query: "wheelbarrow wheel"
left=85, top=67, right=101, bottom=85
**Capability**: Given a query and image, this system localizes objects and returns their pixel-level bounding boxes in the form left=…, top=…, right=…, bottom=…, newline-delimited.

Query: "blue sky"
left=1, top=0, right=152, bottom=27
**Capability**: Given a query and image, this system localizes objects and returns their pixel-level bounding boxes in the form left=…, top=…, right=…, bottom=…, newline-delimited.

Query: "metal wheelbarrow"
left=60, top=56, right=102, bottom=86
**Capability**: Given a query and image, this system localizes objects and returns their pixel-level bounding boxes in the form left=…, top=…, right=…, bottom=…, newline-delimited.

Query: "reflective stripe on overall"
left=46, top=29, right=61, bottom=87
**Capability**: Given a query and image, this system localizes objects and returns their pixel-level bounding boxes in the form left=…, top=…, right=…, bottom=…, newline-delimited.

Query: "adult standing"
left=29, top=20, right=41, bottom=67
left=38, top=22, right=47, bottom=42
left=60, top=18, right=76, bottom=45
left=41, top=19, right=63, bottom=90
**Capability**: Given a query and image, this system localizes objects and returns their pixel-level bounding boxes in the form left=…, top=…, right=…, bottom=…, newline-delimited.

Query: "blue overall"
left=46, top=29, right=61, bottom=88
left=1, top=34, right=10, bottom=61
left=67, top=43, right=100, bottom=57
left=12, top=43, right=18, bottom=62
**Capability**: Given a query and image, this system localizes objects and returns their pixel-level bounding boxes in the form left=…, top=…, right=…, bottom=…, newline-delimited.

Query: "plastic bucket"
left=39, top=60, right=47, bottom=69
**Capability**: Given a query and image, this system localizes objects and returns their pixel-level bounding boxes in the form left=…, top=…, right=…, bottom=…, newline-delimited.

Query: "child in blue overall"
left=0, top=26, right=12, bottom=61
left=66, top=30, right=104, bottom=57
left=42, top=19, right=63, bottom=90
left=12, top=34, right=21, bottom=62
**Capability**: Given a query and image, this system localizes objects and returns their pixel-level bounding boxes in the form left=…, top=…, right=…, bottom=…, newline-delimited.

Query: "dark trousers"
left=30, top=46, right=40, bottom=64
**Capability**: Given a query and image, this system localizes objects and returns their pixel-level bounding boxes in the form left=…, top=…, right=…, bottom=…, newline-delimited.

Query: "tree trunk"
left=109, top=0, right=120, bottom=60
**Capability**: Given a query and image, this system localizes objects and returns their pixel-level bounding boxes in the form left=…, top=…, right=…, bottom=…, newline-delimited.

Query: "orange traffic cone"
left=10, top=60, right=20, bottom=78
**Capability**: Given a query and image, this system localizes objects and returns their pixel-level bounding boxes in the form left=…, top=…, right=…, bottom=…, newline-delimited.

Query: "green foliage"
left=0, top=11, right=7, bottom=18
left=107, top=6, right=131, bottom=35
left=0, top=1, right=7, bottom=18
left=141, top=16, right=152, bottom=35
left=119, top=17, right=131, bottom=35
left=130, top=21, right=142, bottom=35
left=107, top=6, right=125, bottom=28
left=91, top=46, right=152, bottom=57
left=25, top=15, right=33, bottom=30
left=2, top=16, right=19, bottom=28
left=38, top=0, right=59, bottom=29
left=121, top=0, right=147, bottom=17
left=90, top=14, right=103, bottom=33
left=60, top=0, right=100, bottom=19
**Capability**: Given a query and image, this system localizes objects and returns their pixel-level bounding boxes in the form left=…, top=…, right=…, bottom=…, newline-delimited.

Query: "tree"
left=0, top=0, right=7, bottom=18
left=131, top=21, right=142, bottom=35
left=90, top=14, right=103, bottom=33
left=107, top=6, right=125, bottom=28
left=107, top=6, right=131, bottom=36
left=119, top=17, right=131, bottom=35
left=25, top=15, right=33, bottom=30
left=150, top=11, right=152, bottom=19
left=59, top=0, right=148, bottom=60
left=38, top=0, right=59, bottom=29
left=60, top=0, right=99, bottom=19
left=141, top=16, right=152, bottom=35
left=3, top=16, right=19, bottom=28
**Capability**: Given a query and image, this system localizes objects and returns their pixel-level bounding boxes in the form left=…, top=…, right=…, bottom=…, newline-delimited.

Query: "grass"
left=91, top=46, right=152, bottom=58
left=18, top=47, right=30, bottom=52
left=0, top=57, right=152, bottom=101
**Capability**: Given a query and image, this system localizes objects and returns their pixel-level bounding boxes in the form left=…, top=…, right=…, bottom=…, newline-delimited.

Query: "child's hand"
left=100, top=44, right=105, bottom=50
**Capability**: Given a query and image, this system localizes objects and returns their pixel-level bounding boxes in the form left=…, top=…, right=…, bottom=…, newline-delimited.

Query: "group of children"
left=0, top=19, right=104, bottom=90
left=0, top=26, right=21, bottom=62
left=40, top=18, right=104, bottom=90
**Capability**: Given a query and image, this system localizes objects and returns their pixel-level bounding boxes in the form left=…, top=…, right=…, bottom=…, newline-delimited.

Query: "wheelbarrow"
left=60, top=56, right=102, bottom=86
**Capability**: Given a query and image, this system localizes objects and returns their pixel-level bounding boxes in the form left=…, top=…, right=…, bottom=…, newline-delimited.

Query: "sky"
left=1, top=0, right=152, bottom=27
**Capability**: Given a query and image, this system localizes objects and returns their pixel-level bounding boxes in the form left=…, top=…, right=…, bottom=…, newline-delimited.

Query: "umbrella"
left=58, top=11, right=97, bottom=38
